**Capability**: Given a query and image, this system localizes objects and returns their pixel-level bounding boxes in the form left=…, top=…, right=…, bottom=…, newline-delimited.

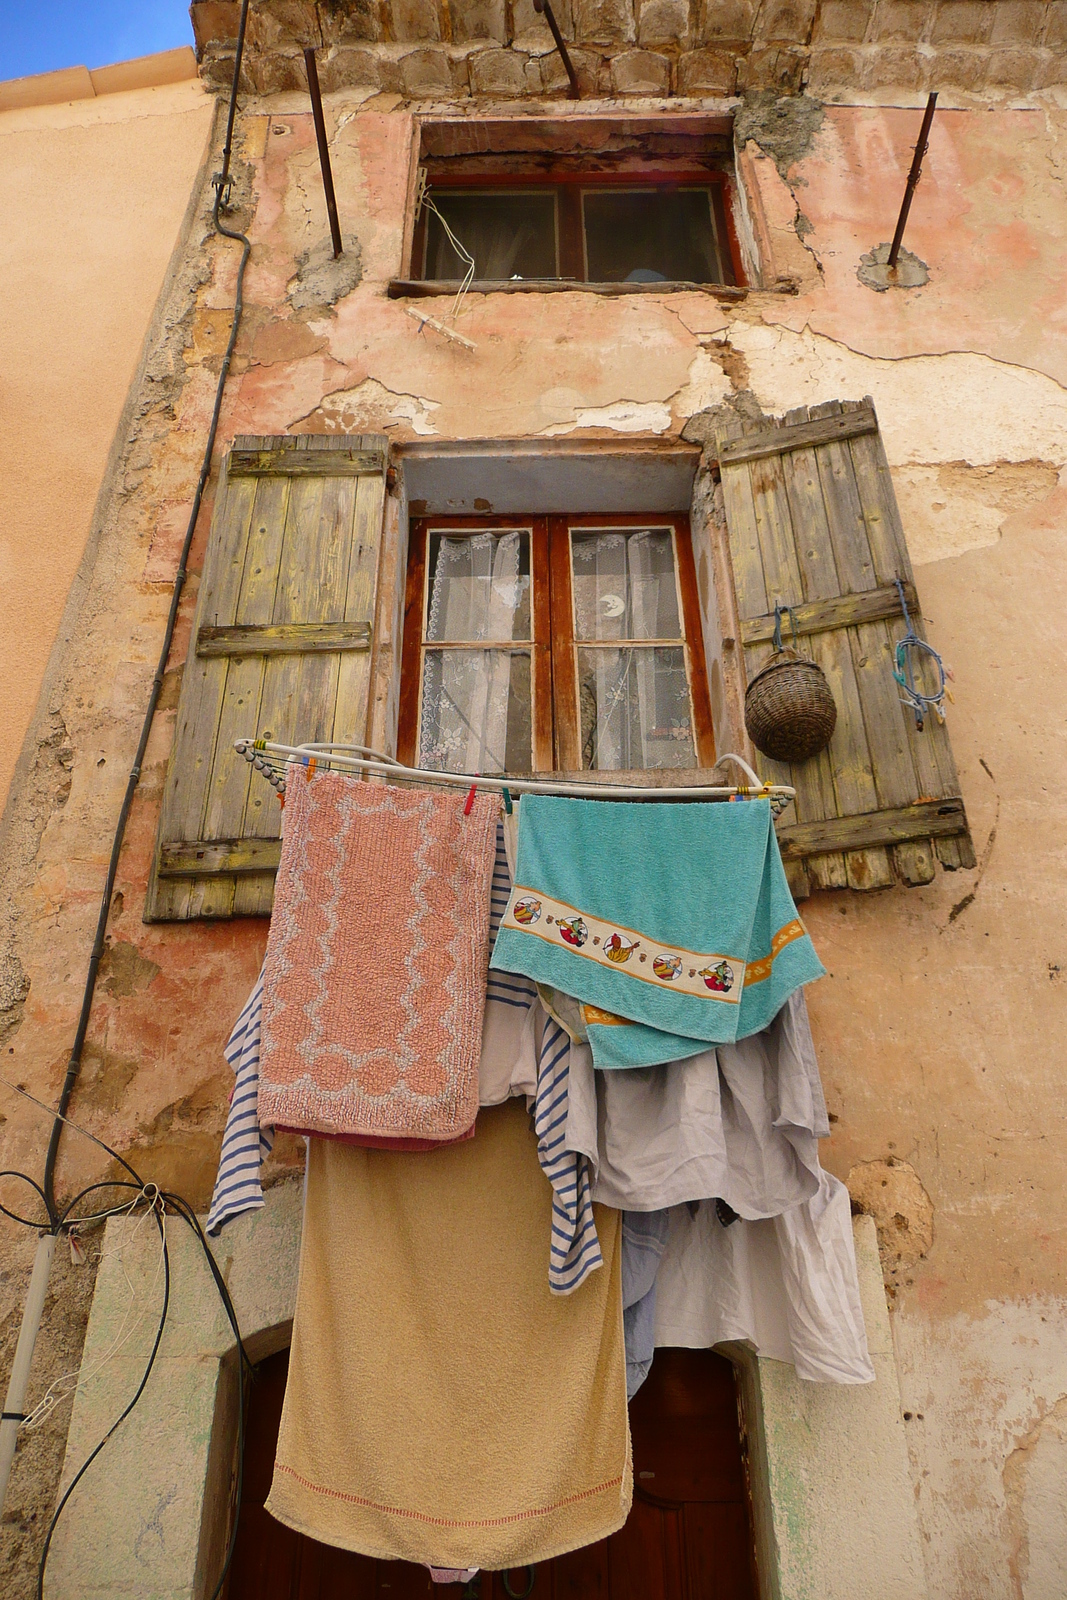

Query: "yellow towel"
left=266, top=1100, right=631, bottom=1569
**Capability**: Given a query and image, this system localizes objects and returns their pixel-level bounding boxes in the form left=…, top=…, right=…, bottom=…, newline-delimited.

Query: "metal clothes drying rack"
left=234, top=739, right=797, bottom=815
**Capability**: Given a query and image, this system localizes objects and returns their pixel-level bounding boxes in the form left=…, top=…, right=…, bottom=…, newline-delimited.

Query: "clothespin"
left=307, top=756, right=317, bottom=780
left=501, top=787, right=513, bottom=816
left=463, top=781, right=478, bottom=817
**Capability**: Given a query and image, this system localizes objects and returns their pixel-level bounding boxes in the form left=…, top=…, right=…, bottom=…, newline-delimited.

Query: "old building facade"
left=1, top=4, right=1066, bottom=1597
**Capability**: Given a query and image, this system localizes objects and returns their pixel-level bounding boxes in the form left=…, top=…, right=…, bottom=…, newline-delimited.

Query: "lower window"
left=399, top=514, right=715, bottom=775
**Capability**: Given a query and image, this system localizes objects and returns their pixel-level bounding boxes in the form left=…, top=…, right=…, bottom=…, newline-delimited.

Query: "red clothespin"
left=463, top=780, right=478, bottom=816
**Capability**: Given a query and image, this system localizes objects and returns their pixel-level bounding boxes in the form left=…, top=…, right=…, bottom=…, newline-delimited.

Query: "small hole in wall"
left=97, top=757, right=105, bottom=767
left=273, top=124, right=290, bottom=136
left=903, top=1412, right=912, bottom=1420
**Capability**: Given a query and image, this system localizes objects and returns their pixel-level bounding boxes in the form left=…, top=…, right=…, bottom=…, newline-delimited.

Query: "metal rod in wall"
left=887, top=92, right=937, bottom=271
left=303, top=47, right=344, bottom=258
left=533, top=0, right=581, bottom=99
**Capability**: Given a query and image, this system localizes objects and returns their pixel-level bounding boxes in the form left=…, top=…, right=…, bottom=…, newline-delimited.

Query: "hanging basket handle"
left=772, top=602, right=802, bottom=656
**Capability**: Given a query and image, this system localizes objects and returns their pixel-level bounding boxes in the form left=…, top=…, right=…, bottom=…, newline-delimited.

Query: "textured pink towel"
left=258, top=772, right=498, bottom=1141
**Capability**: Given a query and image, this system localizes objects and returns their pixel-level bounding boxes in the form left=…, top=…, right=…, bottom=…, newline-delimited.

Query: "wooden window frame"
left=399, top=513, right=715, bottom=775
left=412, top=168, right=743, bottom=289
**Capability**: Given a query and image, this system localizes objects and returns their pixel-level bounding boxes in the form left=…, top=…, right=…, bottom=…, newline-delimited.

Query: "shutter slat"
left=146, top=435, right=388, bottom=921
left=334, top=470, right=386, bottom=743
left=779, top=421, right=850, bottom=886
left=716, top=399, right=972, bottom=894
left=145, top=469, right=259, bottom=921
left=199, top=475, right=292, bottom=911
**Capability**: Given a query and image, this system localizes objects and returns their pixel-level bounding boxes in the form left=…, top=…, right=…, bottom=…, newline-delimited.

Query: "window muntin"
left=423, top=191, right=558, bottom=282
left=400, top=515, right=714, bottom=776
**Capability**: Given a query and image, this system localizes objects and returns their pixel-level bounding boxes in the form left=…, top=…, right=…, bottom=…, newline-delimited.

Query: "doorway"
left=226, top=1345, right=759, bottom=1599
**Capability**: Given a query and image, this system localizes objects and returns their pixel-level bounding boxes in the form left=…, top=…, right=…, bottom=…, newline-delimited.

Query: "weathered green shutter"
left=716, top=398, right=974, bottom=896
left=145, top=434, right=387, bottom=921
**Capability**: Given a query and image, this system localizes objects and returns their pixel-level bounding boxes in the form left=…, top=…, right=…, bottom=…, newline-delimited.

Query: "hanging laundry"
left=205, top=976, right=273, bottom=1235
left=546, top=986, right=874, bottom=1384
left=491, top=795, right=824, bottom=1068
left=258, top=771, right=498, bottom=1140
left=265, top=1100, right=632, bottom=1569
left=532, top=1014, right=602, bottom=1295
left=621, top=1210, right=670, bottom=1398
left=653, top=1178, right=874, bottom=1385
left=206, top=825, right=539, bottom=1237
left=564, top=990, right=828, bottom=1217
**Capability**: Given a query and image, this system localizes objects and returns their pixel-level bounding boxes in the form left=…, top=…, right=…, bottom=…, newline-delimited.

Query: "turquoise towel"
left=490, top=796, right=824, bottom=1069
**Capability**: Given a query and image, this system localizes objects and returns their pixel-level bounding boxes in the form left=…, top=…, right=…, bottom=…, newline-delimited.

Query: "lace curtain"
left=419, top=531, right=532, bottom=775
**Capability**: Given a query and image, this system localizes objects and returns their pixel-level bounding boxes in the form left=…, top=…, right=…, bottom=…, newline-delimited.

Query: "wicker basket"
left=744, top=648, right=837, bottom=764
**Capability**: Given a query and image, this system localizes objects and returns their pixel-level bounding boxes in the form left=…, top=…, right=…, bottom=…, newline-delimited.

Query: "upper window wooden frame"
left=399, top=512, right=716, bottom=777
left=410, top=167, right=743, bottom=290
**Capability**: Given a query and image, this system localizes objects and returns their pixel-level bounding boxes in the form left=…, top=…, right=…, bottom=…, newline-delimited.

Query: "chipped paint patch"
left=541, top=400, right=673, bottom=436
left=300, top=377, right=441, bottom=436
left=729, top=322, right=1067, bottom=467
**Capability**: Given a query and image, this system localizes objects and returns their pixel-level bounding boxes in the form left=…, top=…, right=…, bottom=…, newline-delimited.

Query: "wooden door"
left=226, top=1347, right=758, bottom=1600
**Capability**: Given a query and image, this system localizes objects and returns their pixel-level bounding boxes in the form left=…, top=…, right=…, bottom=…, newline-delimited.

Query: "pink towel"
left=258, top=772, right=498, bottom=1141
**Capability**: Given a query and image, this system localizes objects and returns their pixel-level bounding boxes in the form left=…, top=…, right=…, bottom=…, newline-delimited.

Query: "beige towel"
left=266, top=1100, right=631, bottom=1568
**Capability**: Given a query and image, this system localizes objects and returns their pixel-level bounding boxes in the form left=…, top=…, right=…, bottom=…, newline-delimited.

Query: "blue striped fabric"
left=536, top=1015, right=603, bottom=1296
left=205, top=975, right=272, bottom=1235
left=206, top=823, right=600, bottom=1298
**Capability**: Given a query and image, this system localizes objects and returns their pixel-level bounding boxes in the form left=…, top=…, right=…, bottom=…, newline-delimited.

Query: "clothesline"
left=233, top=739, right=797, bottom=814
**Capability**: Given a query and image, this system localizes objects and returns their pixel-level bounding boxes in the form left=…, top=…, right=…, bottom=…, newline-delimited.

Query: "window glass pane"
left=426, top=530, right=531, bottom=643
left=420, top=649, right=532, bottom=775
left=582, top=189, right=722, bottom=285
left=423, top=191, right=558, bottom=281
left=571, top=528, right=682, bottom=642
left=578, top=646, right=695, bottom=771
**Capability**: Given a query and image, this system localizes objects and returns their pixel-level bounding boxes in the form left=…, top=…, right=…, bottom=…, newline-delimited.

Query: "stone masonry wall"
left=191, top=0, right=1067, bottom=100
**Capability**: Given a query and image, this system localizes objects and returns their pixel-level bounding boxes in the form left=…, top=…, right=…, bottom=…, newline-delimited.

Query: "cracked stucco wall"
left=0, top=83, right=1065, bottom=1599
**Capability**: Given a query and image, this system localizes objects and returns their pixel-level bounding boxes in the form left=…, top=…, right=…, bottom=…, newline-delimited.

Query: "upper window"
left=399, top=515, right=715, bottom=776
left=409, top=116, right=742, bottom=290
left=418, top=180, right=736, bottom=287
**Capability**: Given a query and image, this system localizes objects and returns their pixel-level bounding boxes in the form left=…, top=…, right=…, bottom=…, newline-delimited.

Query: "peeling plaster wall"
left=0, top=84, right=1065, bottom=1599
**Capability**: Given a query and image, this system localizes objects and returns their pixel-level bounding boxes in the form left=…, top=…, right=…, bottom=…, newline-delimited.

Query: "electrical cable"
left=34, top=1197, right=169, bottom=1600
left=0, top=1091, right=253, bottom=1599
left=0, top=3, right=256, bottom=1592
left=41, top=0, right=254, bottom=1228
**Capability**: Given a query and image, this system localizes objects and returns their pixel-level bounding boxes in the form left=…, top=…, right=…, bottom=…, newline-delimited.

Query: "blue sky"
left=1, top=1, right=194, bottom=81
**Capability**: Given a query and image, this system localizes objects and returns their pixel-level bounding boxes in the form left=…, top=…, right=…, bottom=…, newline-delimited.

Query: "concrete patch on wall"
left=288, top=233, right=364, bottom=314
left=725, top=322, right=1067, bottom=468
left=734, top=92, right=826, bottom=183
left=892, top=461, right=1062, bottom=563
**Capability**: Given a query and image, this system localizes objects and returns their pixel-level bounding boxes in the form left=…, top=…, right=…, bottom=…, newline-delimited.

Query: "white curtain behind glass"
left=421, top=531, right=526, bottom=775
left=575, top=530, right=691, bottom=771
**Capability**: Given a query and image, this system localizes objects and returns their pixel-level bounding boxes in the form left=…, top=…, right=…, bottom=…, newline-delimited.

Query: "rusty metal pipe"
left=887, top=92, right=937, bottom=271
left=533, top=0, right=581, bottom=99
left=304, top=47, right=344, bottom=258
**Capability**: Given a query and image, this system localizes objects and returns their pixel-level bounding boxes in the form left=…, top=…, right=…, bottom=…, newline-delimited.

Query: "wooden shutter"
left=145, top=434, right=387, bottom=921
left=716, top=398, right=975, bottom=896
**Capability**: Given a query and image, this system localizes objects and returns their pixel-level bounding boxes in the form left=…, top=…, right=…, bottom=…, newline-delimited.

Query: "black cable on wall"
left=42, top=0, right=254, bottom=1223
